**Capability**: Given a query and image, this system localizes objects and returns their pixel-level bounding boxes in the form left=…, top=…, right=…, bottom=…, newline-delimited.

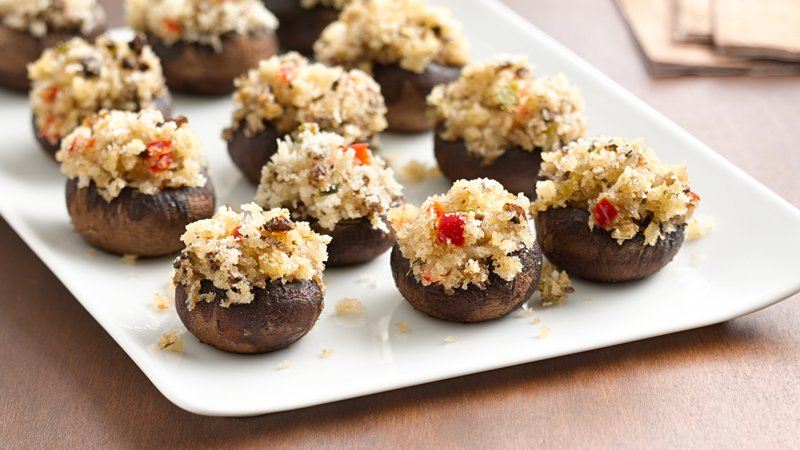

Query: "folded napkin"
left=714, top=0, right=800, bottom=62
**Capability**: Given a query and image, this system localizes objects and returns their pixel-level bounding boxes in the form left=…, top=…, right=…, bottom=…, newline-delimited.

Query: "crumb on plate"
left=335, top=298, right=367, bottom=318
left=399, top=159, right=441, bottom=182
left=277, top=360, right=292, bottom=370
left=122, top=254, right=138, bottom=265
left=319, top=348, right=334, bottom=358
left=443, top=335, right=459, bottom=344
left=539, top=262, right=574, bottom=307
left=395, top=320, right=411, bottom=334
left=537, top=326, right=550, bottom=339
left=686, top=215, right=714, bottom=240
left=154, top=293, right=170, bottom=311
left=156, top=331, right=184, bottom=353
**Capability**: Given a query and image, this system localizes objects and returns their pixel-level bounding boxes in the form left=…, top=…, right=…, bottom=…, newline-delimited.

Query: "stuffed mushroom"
left=255, top=126, right=403, bottom=267
left=223, top=52, right=387, bottom=184
left=388, top=179, right=543, bottom=323
left=173, top=204, right=331, bottom=354
left=264, top=0, right=348, bottom=55
left=28, top=34, right=172, bottom=158
left=428, top=55, right=587, bottom=197
left=0, top=0, right=106, bottom=92
left=313, top=0, right=469, bottom=132
left=127, top=0, right=279, bottom=95
left=531, top=136, right=700, bottom=282
left=57, top=109, right=215, bottom=257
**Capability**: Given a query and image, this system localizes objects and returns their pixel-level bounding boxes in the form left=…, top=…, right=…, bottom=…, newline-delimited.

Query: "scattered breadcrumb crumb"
left=686, top=215, right=714, bottom=240
left=583, top=296, right=593, bottom=302
left=539, top=262, right=574, bottom=307
left=156, top=331, right=184, bottom=353
left=129, top=271, right=139, bottom=278
left=514, top=308, right=534, bottom=318
left=121, top=254, right=138, bottom=265
left=357, top=274, right=380, bottom=289
left=319, top=348, right=334, bottom=358
left=335, top=298, right=367, bottom=318
left=153, top=293, right=170, bottom=311
left=394, top=320, right=411, bottom=334
left=443, top=335, right=459, bottom=344
left=530, top=316, right=541, bottom=325
left=537, top=326, right=550, bottom=339
left=399, top=159, right=441, bottom=182
left=277, top=360, right=292, bottom=370
left=85, top=248, right=96, bottom=257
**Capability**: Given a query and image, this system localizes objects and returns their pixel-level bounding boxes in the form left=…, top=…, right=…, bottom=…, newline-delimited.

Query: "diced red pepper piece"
left=689, top=191, right=701, bottom=204
left=145, top=140, right=173, bottom=173
left=342, top=143, right=372, bottom=165
left=232, top=225, right=242, bottom=239
left=437, top=213, right=466, bottom=246
left=163, top=19, right=182, bottom=34
left=43, top=86, right=59, bottom=103
left=593, top=197, right=618, bottom=228
left=279, top=66, right=296, bottom=82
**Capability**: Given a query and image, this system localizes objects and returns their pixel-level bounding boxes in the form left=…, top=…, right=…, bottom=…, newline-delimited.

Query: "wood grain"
left=1, top=0, right=799, bottom=448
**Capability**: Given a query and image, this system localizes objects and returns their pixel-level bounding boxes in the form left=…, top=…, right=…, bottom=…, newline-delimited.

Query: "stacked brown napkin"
left=616, top=0, right=800, bottom=76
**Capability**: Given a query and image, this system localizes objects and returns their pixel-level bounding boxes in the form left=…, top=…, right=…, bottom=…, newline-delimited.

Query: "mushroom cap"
left=66, top=176, right=215, bottom=256
left=434, top=130, right=542, bottom=198
left=535, top=206, right=685, bottom=282
left=226, top=120, right=281, bottom=185
left=390, top=243, right=543, bottom=323
left=176, top=278, right=323, bottom=354
left=148, top=30, right=278, bottom=95
left=372, top=62, right=461, bottom=132
left=267, top=0, right=339, bottom=55
left=310, top=216, right=395, bottom=267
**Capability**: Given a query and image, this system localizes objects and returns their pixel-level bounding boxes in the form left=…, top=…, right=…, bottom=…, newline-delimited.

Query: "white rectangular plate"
left=1, top=0, right=799, bottom=417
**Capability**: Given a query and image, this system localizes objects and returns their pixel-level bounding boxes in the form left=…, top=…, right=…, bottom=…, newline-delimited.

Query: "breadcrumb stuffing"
left=335, top=298, right=367, bottom=318
left=277, top=360, right=292, bottom=370
left=153, top=293, right=170, bottom=311
left=537, top=326, right=550, bottom=339
left=319, top=348, right=334, bottom=358
left=686, top=215, right=714, bottom=240
left=121, top=254, right=138, bottom=265
left=0, top=0, right=105, bottom=37
left=539, top=262, right=574, bottom=307
left=156, top=331, right=184, bottom=353
left=442, top=335, right=459, bottom=344
left=399, top=159, right=441, bottom=183
left=394, top=320, right=411, bottom=334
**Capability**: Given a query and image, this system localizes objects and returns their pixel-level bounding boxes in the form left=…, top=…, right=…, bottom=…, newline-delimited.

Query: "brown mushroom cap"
left=434, top=130, right=542, bottom=198
left=310, top=216, right=395, bottom=267
left=390, top=243, right=543, bottom=323
left=0, top=12, right=106, bottom=92
left=225, top=121, right=281, bottom=184
left=535, top=206, right=685, bottom=282
left=33, top=90, right=173, bottom=159
left=148, top=30, right=278, bottom=95
left=372, top=62, right=461, bottom=132
left=66, top=176, right=215, bottom=256
left=266, top=0, right=339, bottom=55
left=176, top=278, right=323, bottom=354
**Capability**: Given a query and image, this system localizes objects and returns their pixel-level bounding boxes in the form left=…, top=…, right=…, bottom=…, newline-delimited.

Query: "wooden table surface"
left=2, top=1, right=799, bottom=448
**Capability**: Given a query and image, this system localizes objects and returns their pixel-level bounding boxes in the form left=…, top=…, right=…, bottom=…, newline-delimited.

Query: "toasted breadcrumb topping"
left=0, top=0, right=104, bottom=37
left=224, top=52, right=386, bottom=143
left=28, top=35, right=168, bottom=145
left=388, top=179, right=533, bottom=292
left=126, top=0, right=277, bottom=50
left=429, top=55, right=587, bottom=163
left=335, top=298, right=367, bottom=318
left=314, top=0, right=469, bottom=73
left=157, top=331, right=184, bottom=352
left=539, top=262, right=573, bottom=307
left=57, top=109, right=207, bottom=201
left=153, top=293, right=170, bottom=311
left=533, top=136, right=698, bottom=245
left=173, top=204, right=330, bottom=309
left=256, top=127, right=403, bottom=232
left=686, top=215, right=714, bottom=240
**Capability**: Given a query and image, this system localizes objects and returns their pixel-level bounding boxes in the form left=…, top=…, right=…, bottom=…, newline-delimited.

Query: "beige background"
left=1, top=0, right=798, bottom=448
